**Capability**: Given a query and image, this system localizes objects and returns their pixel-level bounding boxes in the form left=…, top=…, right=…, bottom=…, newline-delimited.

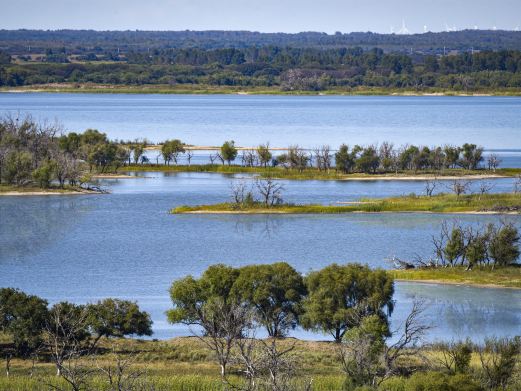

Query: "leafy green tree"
left=231, top=262, right=306, bottom=337
left=335, top=144, right=356, bottom=174
left=32, top=159, right=57, bottom=188
left=301, top=263, right=394, bottom=342
left=161, top=139, right=185, bottom=165
left=465, top=233, right=488, bottom=269
left=459, top=143, right=483, bottom=170
left=356, top=146, right=380, bottom=173
left=221, top=141, right=238, bottom=165
left=0, top=288, right=49, bottom=357
left=3, top=151, right=33, bottom=184
left=87, top=299, right=152, bottom=346
left=167, top=264, right=240, bottom=328
left=133, top=143, right=145, bottom=164
left=444, top=226, right=465, bottom=266
left=488, top=223, right=520, bottom=266
left=256, top=143, right=272, bottom=167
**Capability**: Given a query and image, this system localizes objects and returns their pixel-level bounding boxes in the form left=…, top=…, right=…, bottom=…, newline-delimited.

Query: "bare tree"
left=255, top=177, right=284, bottom=207
left=186, top=150, right=194, bottom=166
left=478, top=337, right=521, bottom=391
left=478, top=180, right=494, bottom=199
left=44, top=303, right=92, bottom=391
left=230, top=180, right=251, bottom=205
left=424, top=178, right=438, bottom=197
left=381, top=300, right=432, bottom=383
left=514, top=175, right=521, bottom=194
left=192, top=299, right=253, bottom=383
left=209, top=153, right=216, bottom=165
left=96, top=345, right=148, bottom=391
left=448, top=179, right=470, bottom=198
left=487, top=154, right=502, bottom=172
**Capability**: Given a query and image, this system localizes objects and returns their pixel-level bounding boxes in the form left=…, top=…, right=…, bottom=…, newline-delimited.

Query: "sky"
left=1, top=0, right=520, bottom=34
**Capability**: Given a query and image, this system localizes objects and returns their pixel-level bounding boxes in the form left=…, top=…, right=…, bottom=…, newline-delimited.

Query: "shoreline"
left=0, top=189, right=101, bottom=196
left=174, top=209, right=520, bottom=215
left=395, top=278, right=521, bottom=290
left=2, top=84, right=521, bottom=96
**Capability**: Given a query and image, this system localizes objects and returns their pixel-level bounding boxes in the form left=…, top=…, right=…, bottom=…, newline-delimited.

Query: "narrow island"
left=171, top=192, right=521, bottom=215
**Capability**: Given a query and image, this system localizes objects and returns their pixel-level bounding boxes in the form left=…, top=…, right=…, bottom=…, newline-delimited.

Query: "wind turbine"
left=397, top=19, right=410, bottom=35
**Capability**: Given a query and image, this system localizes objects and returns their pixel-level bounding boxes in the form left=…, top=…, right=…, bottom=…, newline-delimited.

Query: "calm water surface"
left=1, top=93, right=521, bottom=149
left=1, top=173, right=520, bottom=341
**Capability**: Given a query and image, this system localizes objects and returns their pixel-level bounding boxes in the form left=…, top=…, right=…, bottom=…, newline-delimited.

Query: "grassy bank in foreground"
left=125, top=164, right=521, bottom=181
left=3, top=83, right=521, bottom=96
left=171, top=193, right=521, bottom=215
left=392, top=266, right=521, bottom=289
left=0, top=336, right=489, bottom=391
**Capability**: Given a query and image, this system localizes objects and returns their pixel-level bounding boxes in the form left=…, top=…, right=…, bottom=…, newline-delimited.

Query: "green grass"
left=171, top=193, right=521, bottom=215
left=392, top=265, right=521, bottom=289
left=125, top=164, right=521, bottom=181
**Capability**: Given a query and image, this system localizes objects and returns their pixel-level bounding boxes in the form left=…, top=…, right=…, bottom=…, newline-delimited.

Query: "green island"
left=171, top=193, right=521, bottom=215
left=126, top=163, right=521, bottom=181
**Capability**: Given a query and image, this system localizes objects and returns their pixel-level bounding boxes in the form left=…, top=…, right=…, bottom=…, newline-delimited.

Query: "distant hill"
left=1, top=29, right=521, bottom=54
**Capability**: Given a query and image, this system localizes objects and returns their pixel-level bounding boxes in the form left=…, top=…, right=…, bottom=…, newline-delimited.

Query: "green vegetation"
left=392, top=266, right=521, bottom=289
left=2, top=42, right=521, bottom=95
left=3, top=259, right=521, bottom=390
left=171, top=193, right=521, bottom=214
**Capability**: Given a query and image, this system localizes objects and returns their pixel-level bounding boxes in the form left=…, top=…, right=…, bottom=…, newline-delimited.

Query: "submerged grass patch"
left=171, top=193, right=521, bottom=215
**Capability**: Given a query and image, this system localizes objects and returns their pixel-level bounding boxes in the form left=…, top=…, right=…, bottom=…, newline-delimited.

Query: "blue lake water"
left=1, top=173, right=520, bottom=342
left=1, top=93, right=521, bottom=150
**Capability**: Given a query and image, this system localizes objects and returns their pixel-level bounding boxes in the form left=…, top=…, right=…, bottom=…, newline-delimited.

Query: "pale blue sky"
left=1, top=0, right=520, bottom=33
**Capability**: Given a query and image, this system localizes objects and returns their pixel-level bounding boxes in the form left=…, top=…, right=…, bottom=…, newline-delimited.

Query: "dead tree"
left=186, top=150, right=194, bottom=166
left=255, top=177, right=284, bottom=207
left=96, top=345, right=147, bottom=391
left=447, top=179, right=470, bottom=198
left=487, top=154, right=501, bottom=172
left=381, top=300, right=431, bottom=383
left=424, top=178, right=438, bottom=197
left=44, top=303, right=92, bottom=391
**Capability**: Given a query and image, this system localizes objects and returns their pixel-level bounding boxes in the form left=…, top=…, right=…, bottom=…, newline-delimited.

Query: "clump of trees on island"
left=0, top=116, right=513, bottom=192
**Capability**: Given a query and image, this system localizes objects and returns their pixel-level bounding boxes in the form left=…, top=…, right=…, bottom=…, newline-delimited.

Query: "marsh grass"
left=171, top=193, right=521, bottom=215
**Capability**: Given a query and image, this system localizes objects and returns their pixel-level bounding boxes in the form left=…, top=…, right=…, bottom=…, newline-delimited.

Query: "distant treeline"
left=2, top=29, right=521, bottom=53
left=2, top=47, right=521, bottom=91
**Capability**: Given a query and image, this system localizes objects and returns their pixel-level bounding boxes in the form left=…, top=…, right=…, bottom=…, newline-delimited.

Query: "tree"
left=301, top=263, right=394, bottom=343
left=0, top=288, right=48, bottom=358
left=487, top=222, right=520, bottom=267
left=257, top=143, right=272, bottom=167
left=87, top=299, right=152, bottom=347
left=356, top=146, right=380, bottom=174
left=459, top=143, right=483, bottom=170
left=232, top=262, right=307, bottom=337
left=44, top=301, right=92, bottom=387
left=335, top=144, right=356, bottom=174
left=443, top=225, right=466, bottom=266
left=255, top=177, right=284, bottom=207
left=167, top=264, right=240, bottom=329
left=132, top=143, right=145, bottom=165
left=221, top=140, right=238, bottom=165
left=478, top=337, right=521, bottom=390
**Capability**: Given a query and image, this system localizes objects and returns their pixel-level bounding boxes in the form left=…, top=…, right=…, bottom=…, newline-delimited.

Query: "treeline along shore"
left=2, top=116, right=521, bottom=194
left=2, top=30, right=521, bottom=94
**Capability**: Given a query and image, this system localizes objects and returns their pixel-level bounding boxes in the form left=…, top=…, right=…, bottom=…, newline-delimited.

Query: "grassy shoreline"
left=171, top=193, right=521, bottom=215
left=392, top=266, right=521, bottom=289
left=125, top=164, right=521, bottom=181
left=3, top=83, right=521, bottom=96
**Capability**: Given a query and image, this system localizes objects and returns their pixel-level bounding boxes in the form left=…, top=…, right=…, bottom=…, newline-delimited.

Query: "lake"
left=1, top=172, right=521, bottom=342
left=1, top=93, right=521, bottom=150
